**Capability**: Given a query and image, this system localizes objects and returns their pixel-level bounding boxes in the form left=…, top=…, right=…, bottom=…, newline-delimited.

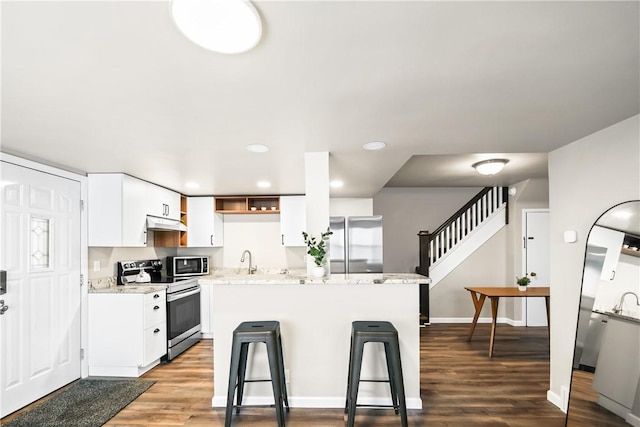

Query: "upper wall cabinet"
left=187, top=197, right=224, bottom=247
left=146, top=182, right=181, bottom=221
left=280, top=195, right=306, bottom=247
left=88, top=174, right=148, bottom=247
left=589, top=225, right=625, bottom=282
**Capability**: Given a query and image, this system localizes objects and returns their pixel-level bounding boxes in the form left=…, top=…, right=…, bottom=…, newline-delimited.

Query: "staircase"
left=417, top=187, right=509, bottom=288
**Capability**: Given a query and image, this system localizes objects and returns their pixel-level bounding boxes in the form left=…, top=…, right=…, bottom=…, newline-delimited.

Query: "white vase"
left=312, top=266, right=326, bottom=278
left=518, top=285, right=527, bottom=291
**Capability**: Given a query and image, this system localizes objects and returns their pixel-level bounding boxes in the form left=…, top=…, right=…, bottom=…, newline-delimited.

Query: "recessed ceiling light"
left=472, top=159, right=509, bottom=176
left=171, top=0, right=262, bottom=54
left=330, top=180, right=344, bottom=188
left=257, top=180, right=271, bottom=188
left=185, top=182, right=200, bottom=189
left=246, top=144, right=270, bottom=153
left=362, top=141, right=386, bottom=151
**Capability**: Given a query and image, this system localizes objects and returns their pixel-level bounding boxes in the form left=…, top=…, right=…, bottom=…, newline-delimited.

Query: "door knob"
left=530, top=272, right=537, bottom=277
left=0, top=300, right=8, bottom=315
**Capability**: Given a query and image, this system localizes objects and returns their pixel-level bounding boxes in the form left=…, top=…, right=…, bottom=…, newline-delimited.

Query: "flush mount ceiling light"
left=362, top=141, right=387, bottom=151
left=171, top=0, right=262, bottom=54
left=257, top=180, right=271, bottom=188
left=472, top=159, right=509, bottom=176
left=246, top=144, right=270, bottom=153
left=330, top=180, right=344, bottom=188
left=185, top=182, right=200, bottom=189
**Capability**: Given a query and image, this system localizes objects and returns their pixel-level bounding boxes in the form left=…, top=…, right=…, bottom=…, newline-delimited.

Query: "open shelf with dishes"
left=215, top=196, right=280, bottom=214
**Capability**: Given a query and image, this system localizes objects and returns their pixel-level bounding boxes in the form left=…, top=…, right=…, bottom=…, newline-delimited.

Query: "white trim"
left=212, top=395, right=423, bottom=410
left=0, top=152, right=89, bottom=378
left=547, top=389, right=567, bottom=413
left=626, top=412, right=640, bottom=427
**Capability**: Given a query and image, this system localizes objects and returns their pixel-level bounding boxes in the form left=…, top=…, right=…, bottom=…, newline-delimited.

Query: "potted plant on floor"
left=516, top=275, right=531, bottom=291
left=302, top=228, right=333, bottom=277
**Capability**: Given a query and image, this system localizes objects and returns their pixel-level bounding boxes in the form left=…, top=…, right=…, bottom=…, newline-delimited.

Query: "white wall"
left=548, top=114, right=640, bottom=410
left=330, top=198, right=373, bottom=217
left=221, top=214, right=305, bottom=271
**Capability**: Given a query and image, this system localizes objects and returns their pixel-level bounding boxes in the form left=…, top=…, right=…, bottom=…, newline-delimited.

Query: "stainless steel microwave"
left=166, top=256, right=209, bottom=277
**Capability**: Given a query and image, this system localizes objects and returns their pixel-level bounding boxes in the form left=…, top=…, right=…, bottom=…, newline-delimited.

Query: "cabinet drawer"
left=144, top=291, right=166, bottom=305
left=144, top=301, right=165, bottom=328
left=143, top=324, right=166, bottom=366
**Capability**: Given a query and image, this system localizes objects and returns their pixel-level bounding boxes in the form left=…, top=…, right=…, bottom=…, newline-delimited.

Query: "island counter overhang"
left=200, top=273, right=428, bottom=409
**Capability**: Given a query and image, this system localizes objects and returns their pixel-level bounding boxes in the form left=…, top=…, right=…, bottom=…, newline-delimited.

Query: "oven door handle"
left=167, top=287, right=200, bottom=302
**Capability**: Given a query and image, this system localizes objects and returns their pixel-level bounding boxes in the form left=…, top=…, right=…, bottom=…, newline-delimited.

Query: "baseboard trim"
left=626, top=412, right=640, bottom=427
left=547, top=389, right=568, bottom=413
left=212, top=395, right=423, bottom=410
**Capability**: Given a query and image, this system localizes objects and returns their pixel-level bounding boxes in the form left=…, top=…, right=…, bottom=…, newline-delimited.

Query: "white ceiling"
left=1, top=1, right=638, bottom=197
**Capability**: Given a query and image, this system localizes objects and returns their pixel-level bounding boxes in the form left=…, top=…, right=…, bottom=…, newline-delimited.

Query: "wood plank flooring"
left=2, top=323, right=627, bottom=426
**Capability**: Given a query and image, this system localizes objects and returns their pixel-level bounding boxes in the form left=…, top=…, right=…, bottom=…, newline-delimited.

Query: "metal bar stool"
left=225, top=321, right=289, bottom=427
left=345, top=321, right=408, bottom=427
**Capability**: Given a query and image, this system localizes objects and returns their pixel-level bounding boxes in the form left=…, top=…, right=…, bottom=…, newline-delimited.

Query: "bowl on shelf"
left=250, top=207, right=257, bottom=211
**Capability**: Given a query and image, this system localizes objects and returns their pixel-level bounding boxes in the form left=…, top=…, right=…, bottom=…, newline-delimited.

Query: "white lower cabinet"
left=88, top=290, right=167, bottom=377
left=593, top=315, right=640, bottom=415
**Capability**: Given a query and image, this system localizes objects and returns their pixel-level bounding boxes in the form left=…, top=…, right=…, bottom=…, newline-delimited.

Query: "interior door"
left=524, top=210, right=550, bottom=327
left=0, top=162, right=82, bottom=417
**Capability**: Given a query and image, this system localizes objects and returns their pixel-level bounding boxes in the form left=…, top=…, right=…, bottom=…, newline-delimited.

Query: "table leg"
left=467, top=291, right=486, bottom=341
left=488, top=297, right=500, bottom=357
left=545, top=296, right=550, bottom=335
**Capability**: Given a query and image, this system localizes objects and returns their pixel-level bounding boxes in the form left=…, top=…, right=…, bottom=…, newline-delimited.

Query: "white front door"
left=0, top=162, right=82, bottom=417
left=523, top=210, right=550, bottom=327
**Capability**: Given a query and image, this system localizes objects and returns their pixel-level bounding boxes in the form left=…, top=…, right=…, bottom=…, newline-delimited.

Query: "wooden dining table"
left=464, top=286, right=550, bottom=357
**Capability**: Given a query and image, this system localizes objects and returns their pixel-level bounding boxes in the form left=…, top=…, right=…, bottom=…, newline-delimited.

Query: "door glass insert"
left=30, top=216, right=52, bottom=270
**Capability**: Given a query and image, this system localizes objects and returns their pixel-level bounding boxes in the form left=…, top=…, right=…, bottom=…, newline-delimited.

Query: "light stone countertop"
left=89, top=284, right=168, bottom=294
left=198, top=272, right=429, bottom=285
left=605, top=310, right=640, bottom=324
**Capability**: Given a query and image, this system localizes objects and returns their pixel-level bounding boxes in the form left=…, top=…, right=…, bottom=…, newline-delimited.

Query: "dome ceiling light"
left=472, top=159, right=509, bottom=176
left=171, top=0, right=262, bottom=54
left=362, top=141, right=387, bottom=151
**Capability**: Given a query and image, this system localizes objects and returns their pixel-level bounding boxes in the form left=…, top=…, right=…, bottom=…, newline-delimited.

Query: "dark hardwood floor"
left=3, top=323, right=627, bottom=426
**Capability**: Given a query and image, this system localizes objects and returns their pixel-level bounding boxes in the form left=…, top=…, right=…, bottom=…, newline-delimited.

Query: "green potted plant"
left=516, top=275, right=531, bottom=291
left=302, top=228, right=333, bottom=277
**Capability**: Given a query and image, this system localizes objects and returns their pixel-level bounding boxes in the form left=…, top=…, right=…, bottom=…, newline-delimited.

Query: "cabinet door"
left=88, top=174, right=147, bottom=247
left=280, top=196, right=306, bottom=247
left=187, top=197, right=224, bottom=247
left=147, top=183, right=181, bottom=220
left=590, top=226, right=624, bottom=281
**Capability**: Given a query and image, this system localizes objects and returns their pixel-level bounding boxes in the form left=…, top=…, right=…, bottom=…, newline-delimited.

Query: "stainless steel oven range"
left=117, top=259, right=202, bottom=361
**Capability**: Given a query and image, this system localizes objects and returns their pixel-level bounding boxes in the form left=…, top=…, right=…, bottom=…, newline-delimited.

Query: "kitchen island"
left=199, top=273, right=428, bottom=410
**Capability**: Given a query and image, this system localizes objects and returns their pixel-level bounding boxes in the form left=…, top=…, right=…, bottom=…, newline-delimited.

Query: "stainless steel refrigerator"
left=329, top=216, right=383, bottom=273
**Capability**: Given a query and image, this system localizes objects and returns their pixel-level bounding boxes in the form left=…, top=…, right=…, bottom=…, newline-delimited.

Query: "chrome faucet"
left=612, top=291, right=640, bottom=314
left=240, top=250, right=257, bottom=275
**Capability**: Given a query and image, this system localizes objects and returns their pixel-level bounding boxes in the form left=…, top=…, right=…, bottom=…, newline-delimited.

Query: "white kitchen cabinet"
left=187, top=197, right=224, bottom=247
left=147, top=182, right=181, bottom=221
left=200, top=283, right=213, bottom=338
left=88, top=290, right=167, bottom=377
left=280, top=195, right=306, bottom=247
left=88, top=173, right=148, bottom=247
left=589, top=225, right=624, bottom=282
left=593, top=315, right=640, bottom=415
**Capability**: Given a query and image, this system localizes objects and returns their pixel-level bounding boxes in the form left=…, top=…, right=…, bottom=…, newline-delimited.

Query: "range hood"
left=146, top=215, right=187, bottom=232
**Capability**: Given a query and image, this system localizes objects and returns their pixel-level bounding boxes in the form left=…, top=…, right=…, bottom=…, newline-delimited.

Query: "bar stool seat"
left=225, top=321, right=289, bottom=427
left=345, top=320, right=408, bottom=427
